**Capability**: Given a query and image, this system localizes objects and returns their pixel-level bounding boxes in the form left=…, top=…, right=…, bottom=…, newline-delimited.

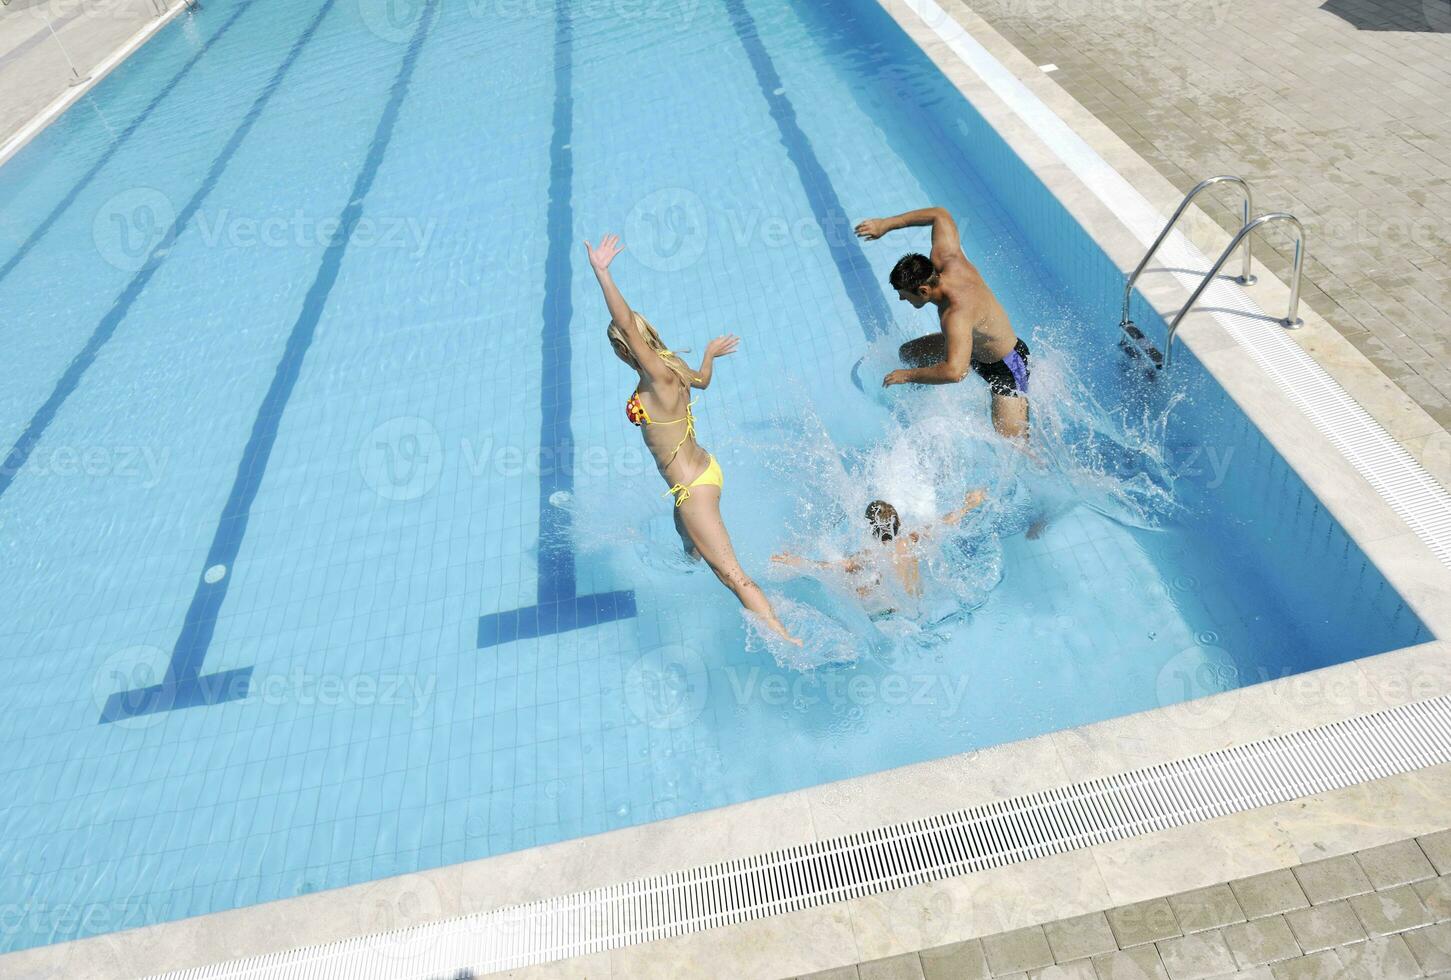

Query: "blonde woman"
left=586, top=233, right=799, bottom=645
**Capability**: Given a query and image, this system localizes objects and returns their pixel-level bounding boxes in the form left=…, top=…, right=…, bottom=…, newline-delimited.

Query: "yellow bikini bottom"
left=664, top=454, right=723, bottom=507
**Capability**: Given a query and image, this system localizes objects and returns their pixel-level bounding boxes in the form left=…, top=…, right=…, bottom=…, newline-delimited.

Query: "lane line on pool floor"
left=723, top=0, right=893, bottom=343
left=100, top=0, right=441, bottom=723
left=475, top=0, right=636, bottom=650
left=476, top=0, right=907, bottom=650
left=0, top=0, right=333, bottom=512
left=0, top=0, right=260, bottom=285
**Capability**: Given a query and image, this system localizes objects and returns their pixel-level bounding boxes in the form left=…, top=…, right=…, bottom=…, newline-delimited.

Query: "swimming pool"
left=0, top=0, right=1431, bottom=954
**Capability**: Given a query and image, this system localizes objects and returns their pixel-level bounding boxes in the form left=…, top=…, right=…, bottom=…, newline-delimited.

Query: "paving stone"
left=1167, top=884, right=1246, bottom=933
left=1222, top=916, right=1301, bottom=969
left=796, top=968, right=860, bottom=980
left=1107, top=898, right=1182, bottom=948
left=1416, top=874, right=1451, bottom=920
left=1230, top=871, right=1311, bottom=919
left=1041, top=911, right=1117, bottom=963
left=1292, top=856, right=1374, bottom=905
left=1267, top=949, right=1344, bottom=980
left=1337, top=934, right=1425, bottom=978
left=1027, top=959, right=1095, bottom=980
left=961, top=0, right=1451, bottom=433
left=1422, top=832, right=1451, bottom=876
left=1092, top=945, right=1170, bottom=980
left=1285, top=900, right=1367, bottom=952
left=1358, top=839, right=1439, bottom=889
left=919, top=939, right=989, bottom=980
left=858, top=953, right=925, bottom=980
left=982, top=926, right=1055, bottom=976
left=1405, top=922, right=1451, bottom=973
left=1351, top=883, right=1436, bottom=936
left=1154, top=930, right=1238, bottom=980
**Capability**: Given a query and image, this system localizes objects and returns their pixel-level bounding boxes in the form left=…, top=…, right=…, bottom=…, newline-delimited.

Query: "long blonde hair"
left=608, top=311, right=698, bottom=389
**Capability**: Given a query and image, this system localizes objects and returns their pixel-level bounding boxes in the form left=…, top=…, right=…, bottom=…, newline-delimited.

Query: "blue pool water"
left=0, top=0, right=1429, bottom=952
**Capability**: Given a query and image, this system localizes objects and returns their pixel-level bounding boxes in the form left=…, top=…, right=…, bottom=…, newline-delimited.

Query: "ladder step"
left=1118, top=321, right=1164, bottom=370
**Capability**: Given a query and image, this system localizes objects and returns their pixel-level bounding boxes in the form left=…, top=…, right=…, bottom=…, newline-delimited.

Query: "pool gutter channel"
left=137, top=694, right=1451, bottom=978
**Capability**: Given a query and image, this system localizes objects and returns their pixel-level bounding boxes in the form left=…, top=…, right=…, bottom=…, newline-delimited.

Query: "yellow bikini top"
left=626, top=389, right=696, bottom=467
left=622, top=337, right=701, bottom=467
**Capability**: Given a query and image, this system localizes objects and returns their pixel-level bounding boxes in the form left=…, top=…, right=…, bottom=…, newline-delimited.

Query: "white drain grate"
left=154, top=695, right=1451, bottom=979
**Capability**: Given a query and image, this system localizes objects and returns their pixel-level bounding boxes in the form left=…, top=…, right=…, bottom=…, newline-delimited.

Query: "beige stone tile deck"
left=0, top=0, right=176, bottom=148
left=816, top=830, right=1451, bottom=980
left=957, top=0, right=1451, bottom=434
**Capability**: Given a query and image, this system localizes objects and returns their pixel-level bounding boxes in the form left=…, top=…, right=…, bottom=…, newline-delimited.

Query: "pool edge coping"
left=876, top=0, right=1451, bottom=642
left=0, top=0, right=193, bottom=169
left=5, top=0, right=1451, bottom=976
left=10, top=639, right=1449, bottom=978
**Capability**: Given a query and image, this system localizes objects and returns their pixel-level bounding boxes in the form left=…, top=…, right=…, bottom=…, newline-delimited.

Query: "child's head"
left=865, top=500, right=901, bottom=542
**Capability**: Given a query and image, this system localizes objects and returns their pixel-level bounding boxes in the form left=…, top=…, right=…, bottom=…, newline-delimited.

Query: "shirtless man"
left=854, top=207, right=1031, bottom=441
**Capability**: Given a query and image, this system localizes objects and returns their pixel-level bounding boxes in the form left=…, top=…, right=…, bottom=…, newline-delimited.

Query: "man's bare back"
left=927, top=253, right=1016, bottom=362
left=855, top=207, right=1031, bottom=441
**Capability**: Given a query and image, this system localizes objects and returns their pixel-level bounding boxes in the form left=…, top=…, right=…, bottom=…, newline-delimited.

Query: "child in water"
left=772, top=490, right=986, bottom=613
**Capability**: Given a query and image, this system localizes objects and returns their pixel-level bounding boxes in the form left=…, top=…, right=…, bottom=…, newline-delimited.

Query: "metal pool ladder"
left=1120, top=176, right=1306, bottom=368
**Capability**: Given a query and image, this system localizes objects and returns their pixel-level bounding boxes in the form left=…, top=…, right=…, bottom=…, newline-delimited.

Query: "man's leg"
left=990, top=391, right=1045, bottom=536
left=899, top=333, right=945, bottom=367
left=990, top=391, right=1029, bottom=442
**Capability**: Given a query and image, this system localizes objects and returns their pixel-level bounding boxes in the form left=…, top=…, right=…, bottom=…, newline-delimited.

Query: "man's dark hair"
left=889, top=253, right=938, bottom=293
left=865, top=500, right=901, bottom=542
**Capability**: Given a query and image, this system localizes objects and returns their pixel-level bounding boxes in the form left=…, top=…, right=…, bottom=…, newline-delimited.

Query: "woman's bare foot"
left=766, top=614, right=803, bottom=646
left=778, top=628, right=805, bottom=647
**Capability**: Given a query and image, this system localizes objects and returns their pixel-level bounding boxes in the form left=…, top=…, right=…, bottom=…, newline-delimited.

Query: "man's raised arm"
left=854, top=206, right=960, bottom=263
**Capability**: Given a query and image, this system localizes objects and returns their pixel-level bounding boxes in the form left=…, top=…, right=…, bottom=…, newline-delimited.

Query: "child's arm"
left=911, top=489, right=988, bottom=543
left=772, top=551, right=862, bottom=574
left=941, top=488, right=987, bottom=526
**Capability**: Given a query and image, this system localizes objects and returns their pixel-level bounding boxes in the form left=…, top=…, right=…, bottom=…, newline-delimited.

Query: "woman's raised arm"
left=587, top=234, right=672, bottom=385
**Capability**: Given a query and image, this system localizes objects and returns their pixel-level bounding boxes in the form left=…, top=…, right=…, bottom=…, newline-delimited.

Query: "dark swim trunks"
left=972, top=338, right=1030, bottom=397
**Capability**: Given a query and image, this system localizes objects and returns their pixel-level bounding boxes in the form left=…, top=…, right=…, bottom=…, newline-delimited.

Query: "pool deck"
left=3, top=0, right=1451, bottom=977
left=0, top=0, right=188, bottom=164
left=815, top=829, right=1451, bottom=980
left=962, top=0, right=1451, bottom=451
left=800, top=4, right=1451, bottom=974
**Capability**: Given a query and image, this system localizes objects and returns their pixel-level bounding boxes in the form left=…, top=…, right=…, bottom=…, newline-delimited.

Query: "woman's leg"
left=675, top=487, right=799, bottom=644
left=673, top=505, right=700, bottom=559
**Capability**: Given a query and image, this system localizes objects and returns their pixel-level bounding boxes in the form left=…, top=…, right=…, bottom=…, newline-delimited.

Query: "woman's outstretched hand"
left=705, top=334, right=740, bottom=359
left=585, top=233, right=624, bottom=272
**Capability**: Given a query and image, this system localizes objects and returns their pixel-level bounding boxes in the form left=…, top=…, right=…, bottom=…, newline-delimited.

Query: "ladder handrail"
left=1164, top=211, right=1306, bottom=366
left=1120, top=175, right=1255, bottom=329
